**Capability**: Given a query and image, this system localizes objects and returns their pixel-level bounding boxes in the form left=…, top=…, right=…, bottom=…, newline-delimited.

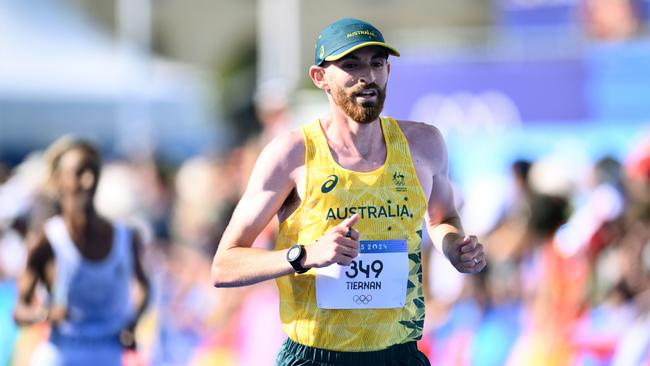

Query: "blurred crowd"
left=419, top=138, right=650, bottom=366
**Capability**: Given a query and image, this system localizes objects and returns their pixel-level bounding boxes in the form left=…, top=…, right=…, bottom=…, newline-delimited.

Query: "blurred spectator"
left=253, top=79, right=294, bottom=146
left=0, top=153, right=49, bottom=365
left=581, top=0, right=642, bottom=41
left=94, top=161, right=154, bottom=245
left=0, top=162, right=9, bottom=184
left=605, top=139, right=650, bottom=365
left=150, top=243, right=238, bottom=366
left=624, top=139, right=650, bottom=215
left=236, top=78, right=295, bottom=197
left=171, top=156, right=231, bottom=254
left=484, top=159, right=534, bottom=263
left=133, top=158, right=174, bottom=245
left=507, top=192, right=579, bottom=366
left=569, top=281, right=636, bottom=365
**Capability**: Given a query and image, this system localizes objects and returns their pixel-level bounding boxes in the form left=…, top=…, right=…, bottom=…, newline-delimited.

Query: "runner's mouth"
left=354, top=89, right=378, bottom=98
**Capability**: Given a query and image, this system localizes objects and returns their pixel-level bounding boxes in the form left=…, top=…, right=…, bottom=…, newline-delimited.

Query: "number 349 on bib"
left=315, top=239, right=408, bottom=309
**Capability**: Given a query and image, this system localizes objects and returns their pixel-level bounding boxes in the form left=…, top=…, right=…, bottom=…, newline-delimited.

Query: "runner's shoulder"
left=395, top=120, right=445, bottom=150
left=261, top=128, right=306, bottom=169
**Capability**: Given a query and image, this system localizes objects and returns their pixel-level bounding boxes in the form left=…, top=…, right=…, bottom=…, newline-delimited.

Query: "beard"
left=331, top=82, right=386, bottom=124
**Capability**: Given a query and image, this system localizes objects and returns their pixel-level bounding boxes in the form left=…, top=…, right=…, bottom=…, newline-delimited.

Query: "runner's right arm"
left=211, top=131, right=359, bottom=288
left=13, top=232, right=65, bottom=325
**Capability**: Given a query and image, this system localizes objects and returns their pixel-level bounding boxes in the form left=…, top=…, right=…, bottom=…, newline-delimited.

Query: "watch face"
left=288, top=246, right=301, bottom=261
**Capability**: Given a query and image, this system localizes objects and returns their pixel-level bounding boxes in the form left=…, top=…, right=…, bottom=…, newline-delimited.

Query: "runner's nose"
left=357, top=65, right=376, bottom=85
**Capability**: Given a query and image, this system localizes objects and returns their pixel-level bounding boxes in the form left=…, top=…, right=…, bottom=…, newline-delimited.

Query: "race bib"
left=315, top=239, right=408, bottom=309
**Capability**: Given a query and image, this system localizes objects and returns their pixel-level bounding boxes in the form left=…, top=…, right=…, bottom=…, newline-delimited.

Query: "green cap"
left=314, top=18, right=400, bottom=66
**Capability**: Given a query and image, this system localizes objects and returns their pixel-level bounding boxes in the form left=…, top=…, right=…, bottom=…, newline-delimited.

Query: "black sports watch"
left=287, top=244, right=308, bottom=274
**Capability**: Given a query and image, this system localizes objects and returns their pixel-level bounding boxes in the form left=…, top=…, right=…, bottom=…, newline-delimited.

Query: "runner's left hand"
left=444, top=234, right=485, bottom=273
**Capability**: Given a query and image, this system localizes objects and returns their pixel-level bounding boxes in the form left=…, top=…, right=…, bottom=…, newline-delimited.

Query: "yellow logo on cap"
left=347, top=30, right=376, bottom=38
left=319, top=45, right=325, bottom=59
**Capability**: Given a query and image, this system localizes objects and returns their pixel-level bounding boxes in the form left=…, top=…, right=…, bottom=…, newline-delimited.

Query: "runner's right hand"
left=302, top=214, right=360, bottom=268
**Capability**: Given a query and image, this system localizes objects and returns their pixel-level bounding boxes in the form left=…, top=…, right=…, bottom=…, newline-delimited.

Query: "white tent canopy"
left=0, top=0, right=156, bottom=99
left=0, top=0, right=221, bottom=162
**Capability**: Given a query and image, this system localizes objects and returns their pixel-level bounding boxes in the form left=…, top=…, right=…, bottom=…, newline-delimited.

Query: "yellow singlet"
left=275, top=116, right=428, bottom=351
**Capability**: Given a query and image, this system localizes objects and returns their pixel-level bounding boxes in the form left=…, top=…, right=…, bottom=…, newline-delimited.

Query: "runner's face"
left=325, top=46, right=389, bottom=123
left=55, top=147, right=100, bottom=204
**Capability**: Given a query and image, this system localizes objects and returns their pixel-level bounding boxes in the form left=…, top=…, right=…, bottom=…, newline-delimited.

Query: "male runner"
left=212, top=17, right=486, bottom=365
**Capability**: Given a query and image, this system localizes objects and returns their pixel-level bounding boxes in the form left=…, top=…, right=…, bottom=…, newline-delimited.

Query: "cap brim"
left=324, top=41, right=400, bottom=62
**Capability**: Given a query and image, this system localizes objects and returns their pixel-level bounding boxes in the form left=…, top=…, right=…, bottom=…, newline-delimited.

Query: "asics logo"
left=321, top=174, right=338, bottom=193
left=353, top=294, right=372, bottom=304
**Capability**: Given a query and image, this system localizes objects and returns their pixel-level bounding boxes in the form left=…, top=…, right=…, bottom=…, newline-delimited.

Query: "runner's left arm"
left=120, top=230, right=150, bottom=349
left=420, top=125, right=485, bottom=274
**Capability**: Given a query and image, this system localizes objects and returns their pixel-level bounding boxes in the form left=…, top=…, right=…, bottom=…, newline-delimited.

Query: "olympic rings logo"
left=353, top=295, right=372, bottom=304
